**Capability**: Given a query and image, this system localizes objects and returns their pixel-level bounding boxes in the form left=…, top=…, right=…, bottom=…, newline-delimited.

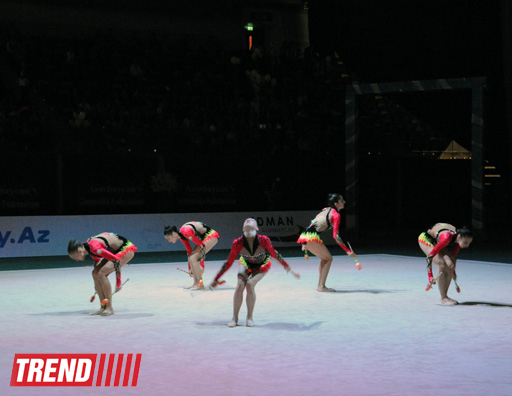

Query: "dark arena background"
left=0, top=0, right=510, bottom=230
left=1, top=1, right=512, bottom=396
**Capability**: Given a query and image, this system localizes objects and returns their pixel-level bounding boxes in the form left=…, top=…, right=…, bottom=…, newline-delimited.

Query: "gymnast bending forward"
left=68, top=232, right=137, bottom=315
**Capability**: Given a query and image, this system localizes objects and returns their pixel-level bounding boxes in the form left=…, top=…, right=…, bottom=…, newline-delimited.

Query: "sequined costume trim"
left=418, top=232, right=436, bottom=248
left=201, top=229, right=219, bottom=243
left=297, top=231, right=323, bottom=245
left=239, top=255, right=271, bottom=273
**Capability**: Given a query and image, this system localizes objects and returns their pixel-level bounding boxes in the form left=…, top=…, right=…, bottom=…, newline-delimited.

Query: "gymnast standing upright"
left=209, top=218, right=299, bottom=327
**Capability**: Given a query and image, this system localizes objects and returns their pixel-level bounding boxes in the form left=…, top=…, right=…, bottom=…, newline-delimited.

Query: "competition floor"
left=1, top=254, right=511, bottom=396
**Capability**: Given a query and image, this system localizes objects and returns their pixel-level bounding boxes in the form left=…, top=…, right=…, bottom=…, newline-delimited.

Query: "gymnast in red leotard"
left=164, top=221, right=219, bottom=289
left=418, top=223, right=473, bottom=305
left=68, top=232, right=137, bottom=316
left=297, top=193, right=356, bottom=292
left=209, top=218, right=298, bottom=327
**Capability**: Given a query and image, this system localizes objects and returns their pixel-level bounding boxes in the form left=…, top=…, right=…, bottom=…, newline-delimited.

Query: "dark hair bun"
left=456, top=226, right=473, bottom=238
left=164, top=225, right=178, bottom=235
left=67, top=239, right=82, bottom=254
left=327, top=193, right=343, bottom=208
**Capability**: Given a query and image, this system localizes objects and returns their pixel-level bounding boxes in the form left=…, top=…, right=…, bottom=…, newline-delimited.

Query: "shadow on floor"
left=28, top=310, right=92, bottom=316
left=458, top=301, right=512, bottom=308
left=102, top=313, right=155, bottom=319
left=334, top=289, right=405, bottom=294
left=28, top=310, right=155, bottom=318
left=195, top=321, right=323, bottom=331
left=258, top=321, right=323, bottom=331
left=195, top=320, right=235, bottom=327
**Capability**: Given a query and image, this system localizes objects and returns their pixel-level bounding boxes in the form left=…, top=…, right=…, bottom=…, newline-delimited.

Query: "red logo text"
left=10, top=353, right=141, bottom=387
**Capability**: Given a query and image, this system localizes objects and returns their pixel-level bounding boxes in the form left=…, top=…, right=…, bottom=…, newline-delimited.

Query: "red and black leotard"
left=178, top=223, right=219, bottom=255
left=83, top=233, right=137, bottom=288
left=297, top=207, right=351, bottom=254
left=84, top=236, right=123, bottom=264
left=428, top=229, right=460, bottom=259
left=214, top=234, right=290, bottom=282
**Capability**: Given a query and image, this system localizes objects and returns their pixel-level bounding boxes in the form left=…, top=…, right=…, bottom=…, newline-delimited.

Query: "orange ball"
left=100, top=299, right=109, bottom=307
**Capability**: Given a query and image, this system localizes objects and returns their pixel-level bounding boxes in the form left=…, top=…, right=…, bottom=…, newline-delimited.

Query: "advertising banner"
left=0, top=210, right=338, bottom=258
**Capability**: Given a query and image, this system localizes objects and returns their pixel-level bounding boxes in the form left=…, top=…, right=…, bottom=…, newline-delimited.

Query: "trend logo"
left=10, top=353, right=142, bottom=387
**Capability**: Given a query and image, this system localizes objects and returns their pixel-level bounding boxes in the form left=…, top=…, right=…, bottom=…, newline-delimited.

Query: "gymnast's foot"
left=101, top=308, right=114, bottom=316
left=90, top=307, right=105, bottom=315
left=317, top=286, right=336, bottom=292
left=246, top=318, right=255, bottom=327
left=227, top=319, right=238, bottom=327
left=441, top=297, right=458, bottom=305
